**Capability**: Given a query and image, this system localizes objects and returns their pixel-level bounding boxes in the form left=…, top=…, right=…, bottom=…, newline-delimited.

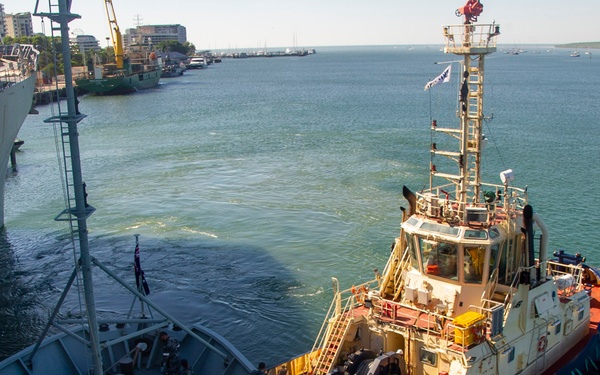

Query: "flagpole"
left=428, top=88, right=433, bottom=191
left=134, top=234, right=147, bottom=317
left=425, top=63, right=452, bottom=191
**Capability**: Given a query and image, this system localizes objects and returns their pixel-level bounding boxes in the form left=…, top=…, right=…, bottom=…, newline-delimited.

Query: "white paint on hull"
left=0, top=73, right=36, bottom=227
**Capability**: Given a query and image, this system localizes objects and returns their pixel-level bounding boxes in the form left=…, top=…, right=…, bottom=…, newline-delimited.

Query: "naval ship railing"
left=0, top=44, right=39, bottom=86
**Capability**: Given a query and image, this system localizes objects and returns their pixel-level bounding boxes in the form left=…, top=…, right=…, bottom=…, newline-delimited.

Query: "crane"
left=104, top=0, right=124, bottom=69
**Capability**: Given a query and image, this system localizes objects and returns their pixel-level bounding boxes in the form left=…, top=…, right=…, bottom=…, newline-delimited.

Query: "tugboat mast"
left=431, top=0, right=500, bottom=213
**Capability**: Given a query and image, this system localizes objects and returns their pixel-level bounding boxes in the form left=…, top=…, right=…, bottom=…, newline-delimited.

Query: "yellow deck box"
left=453, top=311, right=486, bottom=346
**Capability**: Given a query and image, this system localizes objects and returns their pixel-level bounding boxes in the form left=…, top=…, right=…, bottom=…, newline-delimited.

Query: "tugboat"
left=271, top=1, right=600, bottom=374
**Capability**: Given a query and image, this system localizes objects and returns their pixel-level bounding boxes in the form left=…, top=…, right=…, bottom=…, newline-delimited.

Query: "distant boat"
left=0, top=44, right=38, bottom=228
left=570, top=51, right=580, bottom=57
left=187, top=57, right=207, bottom=69
left=161, top=59, right=184, bottom=78
left=161, top=65, right=183, bottom=78
left=76, top=42, right=161, bottom=95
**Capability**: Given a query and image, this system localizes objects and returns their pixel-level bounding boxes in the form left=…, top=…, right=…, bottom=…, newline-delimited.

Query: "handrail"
left=307, top=279, right=378, bottom=374
left=380, top=237, right=411, bottom=301
left=546, top=260, right=585, bottom=297
left=311, top=293, right=355, bottom=374
left=414, top=182, right=527, bottom=226
left=443, top=23, right=500, bottom=52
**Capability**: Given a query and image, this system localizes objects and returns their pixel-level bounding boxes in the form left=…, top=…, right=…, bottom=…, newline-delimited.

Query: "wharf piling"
left=34, top=82, right=85, bottom=105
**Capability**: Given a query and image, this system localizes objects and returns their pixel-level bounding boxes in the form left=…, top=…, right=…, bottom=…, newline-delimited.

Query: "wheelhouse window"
left=464, top=246, right=486, bottom=283
left=405, top=232, right=420, bottom=270
left=419, top=238, right=458, bottom=280
left=488, top=243, right=500, bottom=282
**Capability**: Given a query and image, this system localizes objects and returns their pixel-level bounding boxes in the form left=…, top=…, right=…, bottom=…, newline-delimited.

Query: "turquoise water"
left=1, top=46, right=599, bottom=364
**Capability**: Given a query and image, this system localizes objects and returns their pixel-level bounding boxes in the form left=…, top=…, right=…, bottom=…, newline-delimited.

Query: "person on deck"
left=159, top=331, right=181, bottom=374
left=251, top=362, right=267, bottom=375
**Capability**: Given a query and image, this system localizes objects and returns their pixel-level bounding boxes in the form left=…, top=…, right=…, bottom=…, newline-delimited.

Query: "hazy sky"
left=5, top=1, right=599, bottom=49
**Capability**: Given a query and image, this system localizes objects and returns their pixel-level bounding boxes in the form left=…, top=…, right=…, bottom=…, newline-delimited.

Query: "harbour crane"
left=104, top=0, right=124, bottom=68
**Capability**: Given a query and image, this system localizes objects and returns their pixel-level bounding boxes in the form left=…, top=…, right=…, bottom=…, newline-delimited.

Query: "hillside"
left=555, top=42, right=600, bottom=49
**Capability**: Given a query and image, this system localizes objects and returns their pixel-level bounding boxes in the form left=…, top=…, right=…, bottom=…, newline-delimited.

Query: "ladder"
left=430, top=54, right=486, bottom=205
left=311, top=313, right=352, bottom=375
left=35, top=0, right=95, bottom=241
left=380, top=238, right=411, bottom=301
left=462, top=56, right=485, bottom=203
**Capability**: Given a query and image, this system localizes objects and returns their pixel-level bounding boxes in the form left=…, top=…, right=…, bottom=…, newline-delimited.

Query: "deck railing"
left=414, top=182, right=528, bottom=226
left=443, top=23, right=500, bottom=54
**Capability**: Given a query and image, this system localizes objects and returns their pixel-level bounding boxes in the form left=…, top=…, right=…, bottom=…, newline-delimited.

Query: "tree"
left=157, top=40, right=187, bottom=55
left=183, top=42, right=196, bottom=56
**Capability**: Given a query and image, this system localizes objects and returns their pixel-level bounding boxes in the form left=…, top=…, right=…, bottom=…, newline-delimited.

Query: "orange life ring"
left=353, top=285, right=367, bottom=304
left=538, top=336, right=547, bottom=352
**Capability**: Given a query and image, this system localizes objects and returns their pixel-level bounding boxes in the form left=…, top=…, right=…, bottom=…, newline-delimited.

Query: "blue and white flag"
left=424, top=65, right=452, bottom=91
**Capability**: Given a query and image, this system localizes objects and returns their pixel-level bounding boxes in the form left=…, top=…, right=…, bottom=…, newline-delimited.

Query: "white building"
left=71, top=34, right=101, bottom=54
left=124, top=24, right=187, bottom=47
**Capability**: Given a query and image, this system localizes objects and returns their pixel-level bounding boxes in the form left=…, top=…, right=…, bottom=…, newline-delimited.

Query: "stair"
left=311, top=313, right=352, bottom=375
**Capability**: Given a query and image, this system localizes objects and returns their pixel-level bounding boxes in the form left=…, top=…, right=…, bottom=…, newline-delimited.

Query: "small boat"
left=74, top=1, right=160, bottom=94
left=0, top=2, right=256, bottom=374
left=0, top=43, right=38, bottom=227
left=269, top=2, right=600, bottom=375
left=187, top=57, right=207, bottom=69
left=571, top=51, right=580, bottom=57
left=161, top=60, right=184, bottom=78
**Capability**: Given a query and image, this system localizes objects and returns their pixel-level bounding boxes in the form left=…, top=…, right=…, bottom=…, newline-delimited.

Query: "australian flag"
left=134, top=243, right=151, bottom=295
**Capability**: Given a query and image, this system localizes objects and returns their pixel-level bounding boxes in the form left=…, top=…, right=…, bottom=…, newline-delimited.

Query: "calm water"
left=1, top=46, right=599, bottom=364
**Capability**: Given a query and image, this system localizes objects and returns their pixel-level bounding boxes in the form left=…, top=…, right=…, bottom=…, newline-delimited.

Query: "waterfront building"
left=71, top=34, right=101, bottom=54
left=4, top=12, right=34, bottom=38
left=124, top=24, right=187, bottom=47
left=0, top=4, right=5, bottom=38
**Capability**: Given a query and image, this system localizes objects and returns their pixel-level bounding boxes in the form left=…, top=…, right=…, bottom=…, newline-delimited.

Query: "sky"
left=4, top=0, right=600, bottom=50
